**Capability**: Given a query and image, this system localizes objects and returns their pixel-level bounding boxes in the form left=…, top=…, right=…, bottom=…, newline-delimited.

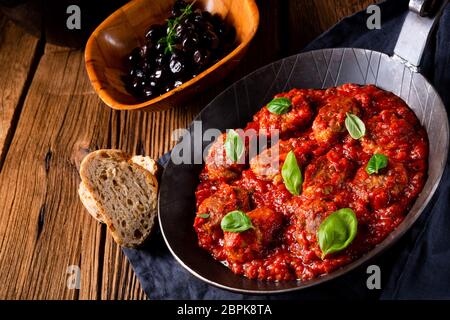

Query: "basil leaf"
left=224, top=129, right=244, bottom=162
left=221, top=210, right=254, bottom=233
left=345, top=112, right=366, bottom=139
left=281, top=150, right=303, bottom=196
left=197, top=214, right=210, bottom=219
left=266, top=97, right=292, bottom=114
left=366, top=154, right=388, bottom=175
left=317, top=208, right=358, bottom=259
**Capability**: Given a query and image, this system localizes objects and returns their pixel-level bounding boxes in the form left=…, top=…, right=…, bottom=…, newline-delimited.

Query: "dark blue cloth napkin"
left=123, top=0, right=450, bottom=299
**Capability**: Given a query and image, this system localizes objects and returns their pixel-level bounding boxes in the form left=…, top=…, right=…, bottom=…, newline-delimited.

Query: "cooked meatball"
left=351, top=161, right=409, bottom=210
left=250, top=137, right=313, bottom=182
left=290, top=198, right=339, bottom=260
left=223, top=207, right=283, bottom=263
left=250, top=139, right=294, bottom=182
left=204, top=133, right=244, bottom=180
left=302, top=149, right=355, bottom=199
left=252, top=89, right=314, bottom=138
left=312, top=96, right=361, bottom=145
left=194, top=183, right=250, bottom=257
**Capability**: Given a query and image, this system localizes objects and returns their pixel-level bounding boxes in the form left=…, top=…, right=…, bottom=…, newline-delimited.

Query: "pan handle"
left=393, top=0, right=448, bottom=71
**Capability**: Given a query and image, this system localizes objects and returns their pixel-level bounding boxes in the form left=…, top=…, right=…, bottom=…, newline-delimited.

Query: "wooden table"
left=0, top=0, right=373, bottom=299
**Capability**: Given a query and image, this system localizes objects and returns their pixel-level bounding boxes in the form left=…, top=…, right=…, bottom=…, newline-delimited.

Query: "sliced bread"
left=78, top=149, right=159, bottom=248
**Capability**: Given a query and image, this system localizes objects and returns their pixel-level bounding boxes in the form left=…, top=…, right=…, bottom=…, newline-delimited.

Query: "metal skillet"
left=158, top=0, right=449, bottom=294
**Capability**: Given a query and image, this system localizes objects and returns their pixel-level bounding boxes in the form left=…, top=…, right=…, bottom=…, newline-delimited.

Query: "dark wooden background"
left=0, top=0, right=374, bottom=299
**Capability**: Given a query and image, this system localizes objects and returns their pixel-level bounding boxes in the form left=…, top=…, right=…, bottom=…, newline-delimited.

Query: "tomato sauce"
left=194, top=84, right=428, bottom=281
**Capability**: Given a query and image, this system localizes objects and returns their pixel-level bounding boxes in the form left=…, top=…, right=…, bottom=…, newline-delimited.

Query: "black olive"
left=140, top=60, right=154, bottom=74
left=169, top=53, right=186, bottom=75
left=127, top=47, right=141, bottom=65
left=193, top=49, right=211, bottom=67
left=130, top=78, right=146, bottom=93
left=193, top=12, right=203, bottom=24
left=140, top=44, right=153, bottom=58
left=151, top=68, right=164, bottom=80
left=172, top=0, right=187, bottom=16
left=154, top=42, right=165, bottom=53
left=130, top=68, right=145, bottom=79
left=183, top=15, right=196, bottom=27
left=174, top=24, right=186, bottom=41
left=150, top=66, right=170, bottom=84
left=161, top=84, right=173, bottom=93
left=181, top=34, right=199, bottom=52
left=193, top=19, right=206, bottom=32
left=126, top=78, right=137, bottom=91
left=145, top=24, right=165, bottom=42
left=142, top=84, right=159, bottom=98
left=181, top=21, right=196, bottom=32
left=154, top=53, right=166, bottom=66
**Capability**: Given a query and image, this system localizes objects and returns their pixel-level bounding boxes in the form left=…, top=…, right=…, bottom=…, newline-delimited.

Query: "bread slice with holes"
left=78, top=149, right=159, bottom=248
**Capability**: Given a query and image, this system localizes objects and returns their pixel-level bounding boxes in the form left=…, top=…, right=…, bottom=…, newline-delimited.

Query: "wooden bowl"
left=85, top=0, right=259, bottom=112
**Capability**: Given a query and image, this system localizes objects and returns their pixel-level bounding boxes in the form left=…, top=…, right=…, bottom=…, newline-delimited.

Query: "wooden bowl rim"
left=85, top=0, right=260, bottom=111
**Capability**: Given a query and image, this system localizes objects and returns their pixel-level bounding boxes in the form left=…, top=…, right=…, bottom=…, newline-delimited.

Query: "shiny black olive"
left=127, top=47, right=141, bottom=65
left=181, top=34, right=199, bottom=52
left=154, top=42, right=165, bottom=53
left=142, top=84, right=159, bottom=98
left=169, top=54, right=186, bottom=75
left=130, top=68, right=145, bottom=79
left=154, top=53, right=166, bottom=66
left=150, top=66, right=170, bottom=84
left=161, top=84, right=173, bottom=93
left=193, top=12, right=203, bottom=23
left=130, top=78, right=146, bottom=93
left=140, top=60, right=153, bottom=74
left=151, top=68, right=164, bottom=80
left=127, top=78, right=138, bottom=90
left=193, top=19, right=206, bottom=32
left=145, top=24, right=165, bottom=42
left=183, top=16, right=196, bottom=27
left=181, top=21, right=196, bottom=32
left=172, top=0, right=187, bottom=16
left=140, top=44, right=153, bottom=58
left=192, top=49, right=211, bottom=67
left=174, top=24, right=186, bottom=40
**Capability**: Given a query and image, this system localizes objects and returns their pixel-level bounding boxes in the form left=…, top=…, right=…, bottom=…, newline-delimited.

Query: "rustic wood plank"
left=0, top=44, right=109, bottom=299
left=0, top=15, right=40, bottom=169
